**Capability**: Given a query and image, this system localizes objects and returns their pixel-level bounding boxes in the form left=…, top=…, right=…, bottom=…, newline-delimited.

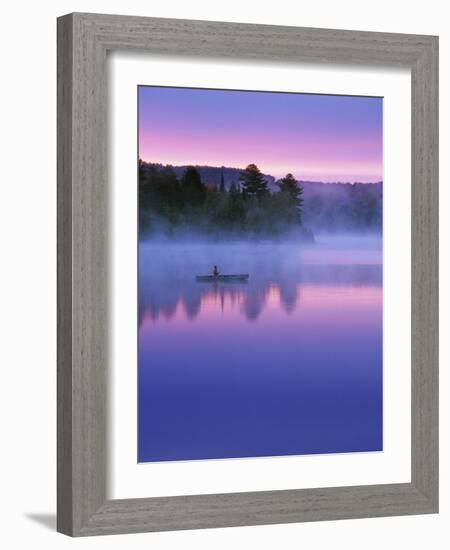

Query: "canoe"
left=196, top=274, right=249, bottom=282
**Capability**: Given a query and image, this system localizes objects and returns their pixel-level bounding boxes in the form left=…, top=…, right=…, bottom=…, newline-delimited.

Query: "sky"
left=138, top=86, right=382, bottom=183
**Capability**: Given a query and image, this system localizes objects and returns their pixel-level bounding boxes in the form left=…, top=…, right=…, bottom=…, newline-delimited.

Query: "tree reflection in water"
left=139, top=263, right=381, bottom=326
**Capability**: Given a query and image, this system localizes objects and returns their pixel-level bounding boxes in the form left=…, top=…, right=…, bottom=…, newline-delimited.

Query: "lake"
left=138, top=236, right=383, bottom=462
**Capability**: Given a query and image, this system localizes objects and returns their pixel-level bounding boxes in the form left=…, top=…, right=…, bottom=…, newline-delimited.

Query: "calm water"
left=138, top=237, right=383, bottom=462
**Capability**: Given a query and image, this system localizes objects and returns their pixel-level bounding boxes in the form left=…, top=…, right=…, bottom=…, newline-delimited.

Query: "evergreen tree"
left=229, top=181, right=239, bottom=196
left=227, top=181, right=245, bottom=230
left=278, top=173, right=303, bottom=207
left=181, top=166, right=206, bottom=206
left=278, top=173, right=304, bottom=223
left=239, top=163, right=269, bottom=198
left=138, top=161, right=315, bottom=238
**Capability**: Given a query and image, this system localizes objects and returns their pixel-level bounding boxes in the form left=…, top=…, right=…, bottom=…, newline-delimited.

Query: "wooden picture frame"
left=57, top=12, right=438, bottom=536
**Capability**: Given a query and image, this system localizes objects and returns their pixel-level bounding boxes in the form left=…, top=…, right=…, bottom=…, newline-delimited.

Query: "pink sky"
left=139, top=86, right=383, bottom=182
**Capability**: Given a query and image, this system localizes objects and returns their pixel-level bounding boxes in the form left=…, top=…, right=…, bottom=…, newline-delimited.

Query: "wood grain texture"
left=57, top=12, right=439, bottom=536
left=410, top=36, right=439, bottom=507
left=57, top=13, right=73, bottom=535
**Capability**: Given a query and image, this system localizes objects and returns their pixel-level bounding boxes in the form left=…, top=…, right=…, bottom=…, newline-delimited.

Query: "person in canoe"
left=213, top=265, right=219, bottom=277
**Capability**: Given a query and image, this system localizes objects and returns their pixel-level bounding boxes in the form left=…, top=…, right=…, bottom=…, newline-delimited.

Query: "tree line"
left=139, top=161, right=312, bottom=239
left=300, top=181, right=382, bottom=233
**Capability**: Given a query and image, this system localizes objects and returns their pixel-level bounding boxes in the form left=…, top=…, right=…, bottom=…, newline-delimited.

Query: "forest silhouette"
left=139, top=161, right=382, bottom=238
left=139, top=161, right=313, bottom=239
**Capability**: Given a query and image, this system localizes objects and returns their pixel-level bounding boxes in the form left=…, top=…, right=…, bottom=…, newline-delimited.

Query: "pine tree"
left=239, top=163, right=269, bottom=198
left=181, top=166, right=206, bottom=206
left=229, top=181, right=239, bottom=196
left=219, top=170, right=225, bottom=192
left=278, top=173, right=304, bottom=223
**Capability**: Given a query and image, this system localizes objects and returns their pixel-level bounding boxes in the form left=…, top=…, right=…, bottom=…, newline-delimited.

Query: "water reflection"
left=138, top=238, right=383, bottom=462
left=139, top=263, right=381, bottom=325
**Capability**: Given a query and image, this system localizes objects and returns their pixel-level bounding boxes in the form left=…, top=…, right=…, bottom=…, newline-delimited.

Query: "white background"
left=0, top=1, right=447, bottom=549
left=109, top=55, right=411, bottom=498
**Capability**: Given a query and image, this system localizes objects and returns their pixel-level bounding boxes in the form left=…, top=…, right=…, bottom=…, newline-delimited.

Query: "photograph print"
left=138, top=86, right=383, bottom=463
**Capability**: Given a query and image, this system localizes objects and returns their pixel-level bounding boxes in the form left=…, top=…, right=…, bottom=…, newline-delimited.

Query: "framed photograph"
left=57, top=13, right=438, bottom=536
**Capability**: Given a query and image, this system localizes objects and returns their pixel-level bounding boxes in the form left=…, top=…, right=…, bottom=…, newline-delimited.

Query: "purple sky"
left=138, top=86, right=382, bottom=182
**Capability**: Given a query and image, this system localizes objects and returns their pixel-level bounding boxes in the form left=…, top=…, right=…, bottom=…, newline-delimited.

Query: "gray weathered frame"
left=57, top=12, right=438, bottom=536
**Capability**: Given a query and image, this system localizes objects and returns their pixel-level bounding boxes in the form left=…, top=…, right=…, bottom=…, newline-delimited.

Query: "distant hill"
left=146, top=163, right=276, bottom=190
left=298, top=180, right=383, bottom=232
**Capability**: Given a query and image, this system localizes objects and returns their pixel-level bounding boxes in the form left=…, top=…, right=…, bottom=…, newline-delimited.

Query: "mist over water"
left=138, top=235, right=383, bottom=462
